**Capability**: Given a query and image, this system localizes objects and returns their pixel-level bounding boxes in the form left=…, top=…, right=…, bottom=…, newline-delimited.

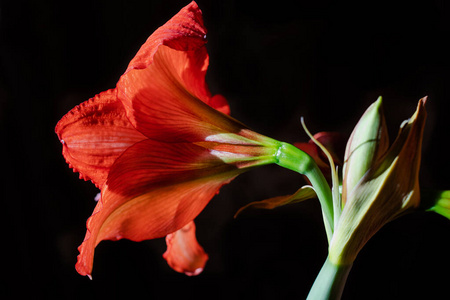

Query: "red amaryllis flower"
left=56, top=1, right=280, bottom=278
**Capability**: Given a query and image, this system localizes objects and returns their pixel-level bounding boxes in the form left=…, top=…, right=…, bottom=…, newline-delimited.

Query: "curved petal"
left=116, top=2, right=240, bottom=142
left=163, top=221, right=208, bottom=276
left=75, top=139, right=241, bottom=276
left=118, top=44, right=242, bottom=143
left=123, top=1, right=225, bottom=111
left=209, top=94, right=231, bottom=115
left=125, top=1, right=207, bottom=74
left=234, top=185, right=316, bottom=217
left=55, top=89, right=146, bottom=187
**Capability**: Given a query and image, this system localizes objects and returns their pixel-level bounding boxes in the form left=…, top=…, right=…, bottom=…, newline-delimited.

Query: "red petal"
left=55, top=89, right=146, bottom=188
left=294, top=132, right=345, bottom=168
left=294, top=142, right=330, bottom=170
left=116, top=2, right=239, bottom=142
left=124, top=1, right=207, bottom=74
left=313, top=132, right=346, bottom=166
left=75, top=139, right=240, bottom=276
left=209, top=94, right=231, bottom=115
left=118, top=45, right=241, bottom=142
left=123, top=1, right=221, bottom=110
left=163, top=221, right=208, bottom=276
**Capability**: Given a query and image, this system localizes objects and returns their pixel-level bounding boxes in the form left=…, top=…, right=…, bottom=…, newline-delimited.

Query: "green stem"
left=307, top=163, right=334, bottom=241
left=306, top=257, right=352, bottom=300
left=276, top=142, right=334, bottom=241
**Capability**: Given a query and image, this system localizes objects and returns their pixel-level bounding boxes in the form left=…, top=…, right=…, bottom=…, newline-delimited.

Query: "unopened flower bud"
left=342, top=97, right=389, bottom=204
left=330, top=98, right=427, bottom=266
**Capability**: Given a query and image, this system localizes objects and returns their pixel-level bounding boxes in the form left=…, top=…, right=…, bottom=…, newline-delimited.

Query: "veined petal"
left=123, top=2, right=227, bottom=112
left=125, top=1, right=207, bottom=74
left=55, top=89, right=146, bottom=187
left=163, top=221, right=208, bottom=276
left=118, top=44, right=242, bottom=142
left=116, top=3, right=240, bottom=142
left=234, top=185, right=316, bottom=217
left=75, top=139, right=242, bottom=276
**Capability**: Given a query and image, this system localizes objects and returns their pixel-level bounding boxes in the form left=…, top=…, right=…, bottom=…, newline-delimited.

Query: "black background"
left=1, top=0, right=450, bottom=299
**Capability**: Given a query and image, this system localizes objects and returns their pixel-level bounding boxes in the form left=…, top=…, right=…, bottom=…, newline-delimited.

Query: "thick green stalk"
left=276, top=142, right=334, bottom=241
left=307, top=163, right=335, bottom=240
left=306, top=257, right=352, bottom=300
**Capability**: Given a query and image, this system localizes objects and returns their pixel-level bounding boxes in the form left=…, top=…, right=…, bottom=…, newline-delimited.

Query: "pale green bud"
left=342, top=97, right=389, bottom=205
left=329, top=98, right=427, bottom=266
